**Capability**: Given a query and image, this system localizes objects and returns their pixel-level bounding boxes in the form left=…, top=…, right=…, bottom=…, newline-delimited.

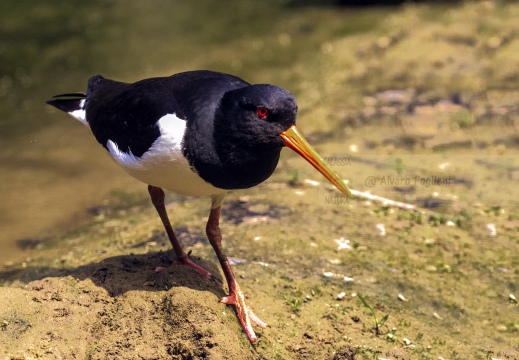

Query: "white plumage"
left=105, top=114, right=227, bottom=197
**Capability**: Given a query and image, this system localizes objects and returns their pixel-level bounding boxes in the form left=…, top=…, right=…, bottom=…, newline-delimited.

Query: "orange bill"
left=280, top=125, right=352, bottom=198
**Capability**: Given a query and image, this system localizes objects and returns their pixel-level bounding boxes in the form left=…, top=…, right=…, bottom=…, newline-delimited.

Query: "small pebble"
left=496, top=324, right=508, bottom=332
left=304, top=179, right=320, bottom=186
left=487, top=36, right=502, bottom=49
left=487, top=223, right=497, bottom=236
left=438, top=162, right=450, bottom=170
left=335, top=237, right=352, bottom=250
left=376, top=224, right=386, bottom=236
left=228, top=257, right=247, bottom=265
left=398, top=294, right=408, bottom=302
left=253, top=261, right=269, bottom=267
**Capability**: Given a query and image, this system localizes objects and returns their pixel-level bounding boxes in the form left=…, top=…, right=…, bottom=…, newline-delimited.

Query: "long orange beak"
left=280, top=125, right=352, bottom=198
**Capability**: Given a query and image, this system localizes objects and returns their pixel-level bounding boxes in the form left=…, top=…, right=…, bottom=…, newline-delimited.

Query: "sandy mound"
left=0, top=252, right=259, bottom=359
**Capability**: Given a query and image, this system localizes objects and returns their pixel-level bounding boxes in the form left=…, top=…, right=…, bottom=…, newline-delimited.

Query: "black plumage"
left=47, top=70, right=352, bottom=344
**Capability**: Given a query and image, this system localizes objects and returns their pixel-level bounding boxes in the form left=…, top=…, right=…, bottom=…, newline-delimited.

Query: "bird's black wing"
left=85, top=75, right=181, bottom=157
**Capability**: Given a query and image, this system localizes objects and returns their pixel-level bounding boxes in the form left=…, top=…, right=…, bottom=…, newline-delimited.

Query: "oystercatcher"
left=47, top=70, right=352, bottom=344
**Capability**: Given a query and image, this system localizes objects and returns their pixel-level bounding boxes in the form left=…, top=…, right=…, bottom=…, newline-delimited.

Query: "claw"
left=220, top=287, right=267, bottom=344
left=173, top=256, right=213, bottom=280
left=205, top=205, right=266, bottom=344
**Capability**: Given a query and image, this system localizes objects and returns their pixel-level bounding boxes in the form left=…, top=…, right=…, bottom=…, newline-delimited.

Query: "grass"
left=357, top=293, right=390, bottom=336
left=284, top=295, right=303, bottom=313
left=85, top=344, right=99, bottom=360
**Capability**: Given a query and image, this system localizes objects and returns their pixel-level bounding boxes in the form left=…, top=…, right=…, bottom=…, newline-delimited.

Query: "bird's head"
left=216, top=84, right=297, bottom=148
left=216, top=83, right=352, bottom=198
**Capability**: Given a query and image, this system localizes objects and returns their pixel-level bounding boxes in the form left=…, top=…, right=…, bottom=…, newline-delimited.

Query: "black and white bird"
left=47, top=70, right=352, bottom=344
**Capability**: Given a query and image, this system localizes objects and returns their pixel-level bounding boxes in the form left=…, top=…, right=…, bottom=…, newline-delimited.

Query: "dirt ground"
left=2, top=1, right=519, bottom=359
left=1, top=253, right=257, bottom=359
left=1, top=180, right=518, bottom=359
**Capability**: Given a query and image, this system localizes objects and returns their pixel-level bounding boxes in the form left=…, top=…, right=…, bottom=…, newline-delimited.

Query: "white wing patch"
left=107, top=140, right=142, bottom=169
left=68, top=99, right=88, bottom=127
left=105, top=113, right=226, bottom=197
left=157, top=113, right=187, bottom=144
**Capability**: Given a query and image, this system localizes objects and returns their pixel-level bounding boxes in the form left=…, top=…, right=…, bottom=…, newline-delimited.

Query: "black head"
left=214, top=84, right=298, bottom=149
left=185, top=79, right=352, bottom=196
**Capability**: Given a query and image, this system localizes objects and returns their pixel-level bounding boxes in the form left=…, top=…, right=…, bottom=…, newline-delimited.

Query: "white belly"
left=106, top=114, right=226, bottom=197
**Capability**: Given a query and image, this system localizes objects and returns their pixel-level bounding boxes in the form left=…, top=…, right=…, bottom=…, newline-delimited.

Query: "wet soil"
left=1, top=179, right=518, bottom=359
left=2, top=1, right=519, bottom=359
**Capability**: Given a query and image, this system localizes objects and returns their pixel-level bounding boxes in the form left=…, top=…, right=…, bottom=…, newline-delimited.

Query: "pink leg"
left=148, top=185, right=212, bottom=279
left=206, top=206, right=267, bottom=344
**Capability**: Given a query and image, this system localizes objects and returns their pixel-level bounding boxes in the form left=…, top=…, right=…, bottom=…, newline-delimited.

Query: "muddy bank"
left=2, top=181, right=519, bottom=359
left=2, top=1, right=519, bottom=359
left=1, top=252, right=257, bottom=359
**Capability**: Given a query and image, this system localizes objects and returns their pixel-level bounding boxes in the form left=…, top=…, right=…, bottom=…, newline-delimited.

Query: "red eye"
left=256, top=107, right=268, bottom=119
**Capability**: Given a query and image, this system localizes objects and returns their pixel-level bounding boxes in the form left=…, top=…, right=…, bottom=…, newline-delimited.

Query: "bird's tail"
left=47, top=92, right=88, bottom=126
left=47, top=92, right=86, bottom=112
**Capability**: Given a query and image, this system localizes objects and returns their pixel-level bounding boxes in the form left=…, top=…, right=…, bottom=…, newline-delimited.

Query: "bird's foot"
left=221, top=286, right=267, bottom=344
left=174, top=255, right=214, bottom=280
left=154, top=255, right=214, bottom=280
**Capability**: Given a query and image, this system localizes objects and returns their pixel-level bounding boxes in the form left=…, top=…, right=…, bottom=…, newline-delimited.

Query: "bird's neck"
left=184, top=131, right=282, bottom=190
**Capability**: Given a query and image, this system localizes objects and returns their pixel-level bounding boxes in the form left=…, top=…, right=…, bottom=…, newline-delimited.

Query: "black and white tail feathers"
left=47, top=92, right=88, bottom=126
